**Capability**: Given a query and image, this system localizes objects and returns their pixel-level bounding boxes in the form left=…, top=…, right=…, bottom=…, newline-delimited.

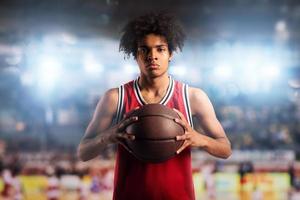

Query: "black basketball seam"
left=124, top=104, right=186, bottom=163
left=133, top=137, right=178, bottom=141
left=133, top=152, right=177, bottom=163
left=127, top=138, right=184, bottom=163
left=134, top=114, right=177, bottom=120
left=127, top=114, right=185, bottom=139
left=126, top=106, right=185, bottom=138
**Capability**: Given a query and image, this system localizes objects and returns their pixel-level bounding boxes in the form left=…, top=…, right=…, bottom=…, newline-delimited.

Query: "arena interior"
left=0, top=0, right=300, bottom=199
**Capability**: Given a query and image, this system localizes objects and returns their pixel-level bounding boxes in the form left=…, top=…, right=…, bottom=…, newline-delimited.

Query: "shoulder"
left=187, top=86, right=213, bottom=116
left=103, top=88, right=119, bottom=104
left=101, top=79, right=135, bottom=110
left=188, top=86, right=209, bottom=102
left=95, top=88, right=119, bottom=116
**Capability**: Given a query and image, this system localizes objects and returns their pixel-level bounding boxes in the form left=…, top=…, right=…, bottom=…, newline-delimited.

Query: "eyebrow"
left=138, top=44, right=168, bottom=48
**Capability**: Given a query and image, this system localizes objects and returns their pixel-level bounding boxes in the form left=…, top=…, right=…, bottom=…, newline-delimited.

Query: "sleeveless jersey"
left=113, top=76, right=195, bottom=200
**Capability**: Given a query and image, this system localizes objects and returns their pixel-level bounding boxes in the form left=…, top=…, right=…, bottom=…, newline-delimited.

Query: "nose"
left=146, top=49, right=158, bottom=61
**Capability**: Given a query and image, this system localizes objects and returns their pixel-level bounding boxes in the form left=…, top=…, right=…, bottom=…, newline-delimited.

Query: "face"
left=136, top=34, right=172, bottom=78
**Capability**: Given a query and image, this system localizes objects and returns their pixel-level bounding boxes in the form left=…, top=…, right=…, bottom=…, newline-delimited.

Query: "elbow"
left=222, top=149, right=232, bottom=159
left=218, top=151, right=231, bottom=159
left=221, top=144, right=232, bottom=159
left=77, top=145, right=90, bottom=162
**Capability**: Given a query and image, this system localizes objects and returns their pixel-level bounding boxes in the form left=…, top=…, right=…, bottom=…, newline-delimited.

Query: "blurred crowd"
left=2, top=98, right=300, bottom=155
left=1, top=151, right=300, bottom=200
left=0, top=152, right=115, bottom=200
left=217, top=101, right=300, bottom=152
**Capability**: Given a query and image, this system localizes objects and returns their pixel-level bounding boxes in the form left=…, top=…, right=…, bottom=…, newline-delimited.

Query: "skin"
left=136, top=34, right=172, bottom=103
left=77, top=33, right=231, bottom=161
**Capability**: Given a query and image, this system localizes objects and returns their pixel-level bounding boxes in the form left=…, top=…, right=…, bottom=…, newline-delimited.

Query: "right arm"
left=77, top=88, right=136, bottom=161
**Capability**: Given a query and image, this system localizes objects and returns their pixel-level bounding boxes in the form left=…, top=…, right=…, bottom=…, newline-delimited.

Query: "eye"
left=138, top=47, right=147, bottom=54
left=157, top=47, right=165, bottom=52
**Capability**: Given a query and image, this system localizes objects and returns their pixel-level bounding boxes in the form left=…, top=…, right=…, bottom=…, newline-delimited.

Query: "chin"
left=141, top=68, right=168, bottom=78
left=147, top=71, right=165, bottom=78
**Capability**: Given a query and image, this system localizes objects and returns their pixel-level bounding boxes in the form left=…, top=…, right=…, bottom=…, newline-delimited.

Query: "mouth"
left=146, top=63, right=159, bottom=69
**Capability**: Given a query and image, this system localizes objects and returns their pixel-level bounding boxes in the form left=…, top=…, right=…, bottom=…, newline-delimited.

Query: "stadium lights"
left=275, top=20, right=289, bottom=42
left=238, top=64, right=281, bottom=93
left=83, top=52, right=103, bottom=75
left=275, top=20, right=287, bottom=32
left=261, top=65, right=280, bottom=81
left=60, top=33, right=77, bottom=45
left=213, top=64, right=233, bottom=81
left=36, top=56, right=62, bottom=92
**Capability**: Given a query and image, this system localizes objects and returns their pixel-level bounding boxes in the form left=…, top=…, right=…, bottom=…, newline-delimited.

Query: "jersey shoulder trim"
left=182, top=83, right=194, bottom=128
left=115, top=85, right=124, bottom=123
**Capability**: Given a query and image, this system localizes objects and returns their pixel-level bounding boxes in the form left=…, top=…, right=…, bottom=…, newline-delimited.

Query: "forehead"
left=138, top=34, right=168, bottom=47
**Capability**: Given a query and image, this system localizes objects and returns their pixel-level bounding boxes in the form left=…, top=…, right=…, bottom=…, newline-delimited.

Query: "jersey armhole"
left=183, top=84, right=194, bottom=129
left=112, top=85, right=124, bottom=125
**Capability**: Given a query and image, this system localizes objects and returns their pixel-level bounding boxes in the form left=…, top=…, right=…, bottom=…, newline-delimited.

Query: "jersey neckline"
left=133, top=76, right=175, bottom=106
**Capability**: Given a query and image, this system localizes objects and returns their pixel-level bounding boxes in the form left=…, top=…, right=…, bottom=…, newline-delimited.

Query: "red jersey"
left=113, top=76, right=195, bottom=200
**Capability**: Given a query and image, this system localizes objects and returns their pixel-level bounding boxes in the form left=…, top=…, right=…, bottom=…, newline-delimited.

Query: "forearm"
left=201, top=135, right=232, bottom=159
left=77, top=132, right=112, bottom=161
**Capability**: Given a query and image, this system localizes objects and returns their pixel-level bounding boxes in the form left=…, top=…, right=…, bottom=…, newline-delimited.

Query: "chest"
left=139, top=90, right=167, bottom=104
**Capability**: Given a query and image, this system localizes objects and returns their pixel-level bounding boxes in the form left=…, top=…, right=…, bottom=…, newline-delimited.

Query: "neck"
left=138, top=74, right=169, bottom=93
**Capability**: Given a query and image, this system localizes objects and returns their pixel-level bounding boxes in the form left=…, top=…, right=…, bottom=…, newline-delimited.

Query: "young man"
left=78, top=12, right=231, bottom=200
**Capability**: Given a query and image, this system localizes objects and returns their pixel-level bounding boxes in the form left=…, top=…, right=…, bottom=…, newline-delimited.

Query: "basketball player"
left=78, top=12, right=231, bottom=200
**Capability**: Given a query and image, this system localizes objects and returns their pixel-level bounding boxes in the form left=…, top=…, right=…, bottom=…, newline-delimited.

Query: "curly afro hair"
left=119, top=12, right=186, bottom=59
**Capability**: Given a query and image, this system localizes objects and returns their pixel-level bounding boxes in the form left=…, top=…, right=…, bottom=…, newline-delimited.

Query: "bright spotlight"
left=275, top=20, right=287, bottom=32
left=83, top=52, right=103, bottom=75
left=213, top=64, right=233, bottom=81
left=275, top=20, right=289, bottom=42
left=261, top=65, right=280, bottom=81
left=37, top=56, right=62, bottom=92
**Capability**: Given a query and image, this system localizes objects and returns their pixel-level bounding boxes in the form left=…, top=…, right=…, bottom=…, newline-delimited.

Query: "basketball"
left=123, top=104, right=185, bottom=163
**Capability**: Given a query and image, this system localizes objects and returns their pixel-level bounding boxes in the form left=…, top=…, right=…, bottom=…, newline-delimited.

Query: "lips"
left=147, top=63, right=159, bottom=69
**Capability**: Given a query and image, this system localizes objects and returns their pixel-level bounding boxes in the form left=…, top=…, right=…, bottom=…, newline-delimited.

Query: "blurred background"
left=0, top=0, right=300, bottom=199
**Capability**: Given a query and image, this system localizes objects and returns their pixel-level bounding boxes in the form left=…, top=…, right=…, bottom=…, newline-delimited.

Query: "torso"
left=112, top=76, right=195, bottom=200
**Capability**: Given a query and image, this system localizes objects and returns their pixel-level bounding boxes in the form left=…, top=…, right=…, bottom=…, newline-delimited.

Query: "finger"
left=176, top=135, right=186, bottom=141
left=118, top=116, right=138, bottom=131
left=123, top=106, right=140, bottom=119
left=176, top=141, right=190, bottom=154
left=126, top=133, right=135, bottom=140
left=173, top=108, right=185, bottom=120
left=116, top=133, right=135, bottom=141
left=176, top=133, right=190, bottom=141
left=174, top=118, right=189, bottom=131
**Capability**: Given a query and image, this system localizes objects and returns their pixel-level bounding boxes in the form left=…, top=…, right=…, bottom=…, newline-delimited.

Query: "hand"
left=108, top=115, right=138, bottom=144
left=173, top=109, right=205, bottom=154
left=118, top=116, right=138, bottom=141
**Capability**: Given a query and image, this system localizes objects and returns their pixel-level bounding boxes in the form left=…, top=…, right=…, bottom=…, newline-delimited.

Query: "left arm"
left=175, top=87, right=231, bottom=159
